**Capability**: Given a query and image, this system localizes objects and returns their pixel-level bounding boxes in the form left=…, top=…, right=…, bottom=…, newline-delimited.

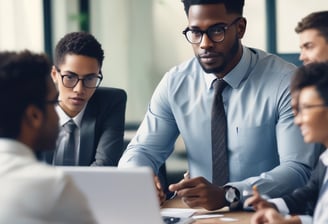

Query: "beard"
left=197, top=34, right=240, bottom=74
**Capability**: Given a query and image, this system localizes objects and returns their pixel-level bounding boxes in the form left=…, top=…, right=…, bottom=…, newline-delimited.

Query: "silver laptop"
left=58, top=166, right=193, bottom=224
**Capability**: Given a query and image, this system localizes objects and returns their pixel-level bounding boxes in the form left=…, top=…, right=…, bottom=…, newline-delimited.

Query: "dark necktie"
left=211, top=79, right=229, bottom=186
left=54, top=119, right=77, bottom=165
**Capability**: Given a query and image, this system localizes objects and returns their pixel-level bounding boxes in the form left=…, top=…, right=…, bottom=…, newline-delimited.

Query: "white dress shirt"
left=0, top=138, right=96, bottom=224
left=312, top=149, right=328, bottom=223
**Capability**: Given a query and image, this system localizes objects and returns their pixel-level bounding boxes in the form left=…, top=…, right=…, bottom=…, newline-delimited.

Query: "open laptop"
left=58, top=166, right=194, bottom=224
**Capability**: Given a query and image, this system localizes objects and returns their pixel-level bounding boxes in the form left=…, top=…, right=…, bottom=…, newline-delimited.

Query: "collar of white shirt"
left=55, top=104, right=87, bottom=128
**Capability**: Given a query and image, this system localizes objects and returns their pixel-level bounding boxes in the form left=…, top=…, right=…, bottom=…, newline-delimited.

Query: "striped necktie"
left=211, top=79, right=229, bottom=186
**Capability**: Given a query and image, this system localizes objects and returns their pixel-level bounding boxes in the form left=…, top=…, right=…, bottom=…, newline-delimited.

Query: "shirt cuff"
left=268, top=198, right=289, bottom=215
left=298, top=215, right=312, bottom=224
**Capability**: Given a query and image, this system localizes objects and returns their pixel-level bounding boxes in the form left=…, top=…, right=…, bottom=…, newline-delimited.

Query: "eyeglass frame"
left=55, top=67, right=103, bottom=89
left=293, top=104, right=328, bottom=116
left=182, top=17, right=242, bottom=44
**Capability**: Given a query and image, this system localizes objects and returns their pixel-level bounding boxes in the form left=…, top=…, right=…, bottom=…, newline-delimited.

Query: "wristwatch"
left=224, top=185, right=240, bottom=209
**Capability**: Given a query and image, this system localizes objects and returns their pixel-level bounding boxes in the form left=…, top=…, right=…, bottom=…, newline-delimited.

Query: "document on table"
left=161, top=208, right=196, bottom=218
left=161, top=208, right=239, bottom=222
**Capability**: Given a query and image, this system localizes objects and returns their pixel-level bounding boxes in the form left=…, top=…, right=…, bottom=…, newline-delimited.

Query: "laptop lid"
left=58, top=166, right=163, bottom=224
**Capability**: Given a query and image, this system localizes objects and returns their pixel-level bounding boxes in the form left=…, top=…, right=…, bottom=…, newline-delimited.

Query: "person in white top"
left=0, top=50, right=96, bottom=224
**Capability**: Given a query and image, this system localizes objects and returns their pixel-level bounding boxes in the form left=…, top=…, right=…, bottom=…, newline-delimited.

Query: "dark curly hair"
left=291, top=62, right=328, bottom=106
left=54, top=31, right=104, bottom=68
left=0, top=50, right=51, bottom=138
left=295, top=11, right=328, bottom=43
left=181, top=0, right=244, bottom=16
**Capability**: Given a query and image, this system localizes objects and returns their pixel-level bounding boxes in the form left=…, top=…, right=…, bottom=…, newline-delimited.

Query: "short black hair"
left=181, top=0, right=244, bottom=16
left=0, top=50, right=51, bottom=138
left=295, top=11, right=328, bottom=43
left=54, top=31, right=104, bottom=68
left=291, top=62, right=328, bottom=105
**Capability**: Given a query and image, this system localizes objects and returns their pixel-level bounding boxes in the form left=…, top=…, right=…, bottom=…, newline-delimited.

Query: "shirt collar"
left=55, top=104, right=87, bottom=128
left=320, top=149, right=328, bottom=166
left=0, top=138, right=35, bottom=158
left=204, top=46, right=255, bottom=90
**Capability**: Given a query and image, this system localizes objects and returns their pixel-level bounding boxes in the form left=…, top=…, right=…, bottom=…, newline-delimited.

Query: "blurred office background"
left=1, top=0, right=328, bottom=122
left=1, top=0, right=327, bottom=182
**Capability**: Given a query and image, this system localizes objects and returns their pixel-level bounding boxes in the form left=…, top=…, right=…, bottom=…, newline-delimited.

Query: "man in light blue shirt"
left=119, top=0, right=321, bottom=210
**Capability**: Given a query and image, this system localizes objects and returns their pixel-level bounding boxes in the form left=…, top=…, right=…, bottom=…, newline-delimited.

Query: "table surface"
left=162, top=197, right=253, bottom=224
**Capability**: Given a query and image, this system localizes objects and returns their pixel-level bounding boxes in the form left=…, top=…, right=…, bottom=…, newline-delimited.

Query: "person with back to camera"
left=0, top=50, right=96, bottom=223
left=39, top=31, right=127, bottom=166
left=119, top=0, right=322, bottom=210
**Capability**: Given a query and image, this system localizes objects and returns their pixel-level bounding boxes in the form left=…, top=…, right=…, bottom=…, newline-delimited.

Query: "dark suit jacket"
left=282, top=159, right=326, bottom=216
left=40, top=87, right=127, bottom=166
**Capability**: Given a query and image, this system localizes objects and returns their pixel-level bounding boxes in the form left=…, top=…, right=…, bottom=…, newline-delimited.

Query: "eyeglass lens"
left=62, top=74, right=101, bottom=88
left=185, top=26, right=225, bottom=43
left=183, top=17, right=241, bottom=44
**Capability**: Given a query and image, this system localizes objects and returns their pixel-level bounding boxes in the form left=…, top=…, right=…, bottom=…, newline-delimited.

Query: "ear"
left=51, top=65, right=58, bottom=85
left=237, top=17, right=247, bottom=39
left=23, top=105, right=44, bottom=130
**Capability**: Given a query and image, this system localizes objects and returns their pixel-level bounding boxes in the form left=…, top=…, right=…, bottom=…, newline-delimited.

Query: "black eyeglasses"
left=182, top=17, right=242, bottom=44
left=56, top=68, right=103, bottom=89
left=293, top=104, right=328, bottom=116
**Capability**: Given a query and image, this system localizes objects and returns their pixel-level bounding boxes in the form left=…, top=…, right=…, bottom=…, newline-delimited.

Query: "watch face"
left=225, top=187, right=236, bottom=203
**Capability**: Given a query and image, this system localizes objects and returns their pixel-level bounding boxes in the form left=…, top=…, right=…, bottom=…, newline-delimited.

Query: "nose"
left=294, top=112, right=302, bottom=127
left=73, top=79, right=84, bottom=93
left=299, top=50, right=307, bottom=64
left=200, top=33, right=214, bottom=49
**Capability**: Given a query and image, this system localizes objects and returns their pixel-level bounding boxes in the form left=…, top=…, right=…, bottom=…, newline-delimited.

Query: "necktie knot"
left=64, top=120, right=76, bottom=133
left=213, top=79, right=227, bottom=95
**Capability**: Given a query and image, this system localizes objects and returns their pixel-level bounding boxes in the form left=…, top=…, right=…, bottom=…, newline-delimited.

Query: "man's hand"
left=154, top=175, right=166, bottom=205
left=168, top=176, right=226, bottom=210
left=244, top=186, right=276, bottom=211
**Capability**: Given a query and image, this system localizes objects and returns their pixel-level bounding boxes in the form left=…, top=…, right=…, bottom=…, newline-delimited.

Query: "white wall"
left=276, top=0, right=328, bottom=53
left=0, top=0, right=44, bottom=52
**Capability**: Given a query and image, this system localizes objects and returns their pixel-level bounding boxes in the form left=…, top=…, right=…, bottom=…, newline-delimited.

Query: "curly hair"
left=0, top=50, right=51, bottom=138
left=291, top=62, right=328, bottom=106
left=54, top=31, right=104, bottom=68
left=181, top=0, right=244, bottom=16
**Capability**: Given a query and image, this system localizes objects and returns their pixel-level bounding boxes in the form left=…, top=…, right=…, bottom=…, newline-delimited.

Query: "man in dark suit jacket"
left=41, top=87, right=126, bottom=166
left=39, top=31, right=126, bottom=166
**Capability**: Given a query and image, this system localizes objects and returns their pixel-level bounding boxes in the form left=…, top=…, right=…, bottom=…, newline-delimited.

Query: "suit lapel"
left=79, top=101, right=97, bottom=165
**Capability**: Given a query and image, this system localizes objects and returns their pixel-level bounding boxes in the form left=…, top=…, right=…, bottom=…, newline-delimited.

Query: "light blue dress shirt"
left=119, top=47, right=321, bottom=198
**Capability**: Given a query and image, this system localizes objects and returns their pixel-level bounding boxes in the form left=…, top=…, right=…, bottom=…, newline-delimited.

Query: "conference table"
left=162, top=197, right=253, bottom=224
